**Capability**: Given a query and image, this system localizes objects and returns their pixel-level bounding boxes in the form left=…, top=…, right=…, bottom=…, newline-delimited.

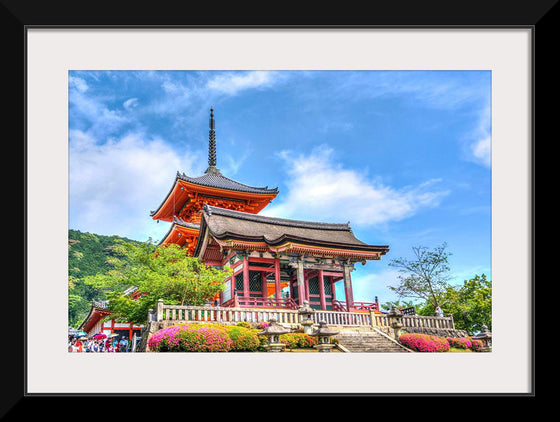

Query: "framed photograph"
left=10, top=0, right=548, bottom=410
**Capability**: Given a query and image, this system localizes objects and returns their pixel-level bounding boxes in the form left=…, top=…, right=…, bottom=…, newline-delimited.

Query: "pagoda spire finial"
left=208, top=107, right=216, bottom=168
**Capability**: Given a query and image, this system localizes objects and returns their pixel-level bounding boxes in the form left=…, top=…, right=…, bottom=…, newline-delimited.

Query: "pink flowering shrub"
left=256, top=322, right=269, bottom=330
left=469, top=338, right=484, bottom=352
left=399, top=333, right=450, bottom=352
left=447, top=337, right=473, bottom=350
left=148, top=324, right=232, bottom=352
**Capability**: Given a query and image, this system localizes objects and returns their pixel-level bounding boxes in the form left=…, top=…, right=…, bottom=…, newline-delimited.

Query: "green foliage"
left=387, top=244, right=492, bottom=334
left=388, top=243, right=452, bottom=308
left=440, top=274, right=492, bottom=334
left=279, top=333, right=318, bottom=349
left=380, top=300, right=418, bottom=312
left=67, top=230, right=140, bottom=327
left=225, top=326, right=261, bottom=351
left=68, top=229, right=139, bottom=278
left=83, top=240, right=232, bottom=325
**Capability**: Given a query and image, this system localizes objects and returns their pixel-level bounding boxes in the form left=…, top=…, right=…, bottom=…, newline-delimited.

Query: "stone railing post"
left=156, top=299, right=164, bottom=321
left=387, top=305, right=404, bottom=341
left=369, top=309, right=377, bottom=327
left=298, top=300, right=315, bottom=334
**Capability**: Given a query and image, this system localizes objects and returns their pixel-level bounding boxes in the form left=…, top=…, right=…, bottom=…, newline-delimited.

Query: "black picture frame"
left=7, top=0, right=550, bottom=414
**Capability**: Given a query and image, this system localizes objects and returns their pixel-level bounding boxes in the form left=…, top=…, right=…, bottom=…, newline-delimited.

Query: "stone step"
left=335, top=330, right=412, bottom=353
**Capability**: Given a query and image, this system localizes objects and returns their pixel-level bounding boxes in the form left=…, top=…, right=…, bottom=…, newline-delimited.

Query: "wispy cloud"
left=206, top=71, right=284, bottom=95
left=466, top=103, right=491, bottom=168
left=123, top=98, right=139, bottom=110
left=261, top=145, right=450, bottom=227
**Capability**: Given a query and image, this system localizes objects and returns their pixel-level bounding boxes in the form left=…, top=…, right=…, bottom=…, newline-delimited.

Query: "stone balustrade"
left=151, top=299, right=456, bottom=330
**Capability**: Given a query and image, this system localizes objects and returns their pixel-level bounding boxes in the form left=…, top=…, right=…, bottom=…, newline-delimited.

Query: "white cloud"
left=206, top=71, right=281, bottom=95
left=69, top=82, right=129, bottom=137
left=261, top=145, right=449, bottom=227
left=68, top=130, right=204, bottom=241
left=470, top=136, right=491, bottom=167
left=69, top=75, right=88, bottom=93
left=123, top=98, right=139, bottom=110
left=464, top=103, right=491, bottom=168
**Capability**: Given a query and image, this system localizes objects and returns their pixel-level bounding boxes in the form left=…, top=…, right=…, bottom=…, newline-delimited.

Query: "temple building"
left=194, top=205, right=389, bottom=311
left=77, top=288, right=144, bottom=343
left=151, top=109, right=389, bottom=312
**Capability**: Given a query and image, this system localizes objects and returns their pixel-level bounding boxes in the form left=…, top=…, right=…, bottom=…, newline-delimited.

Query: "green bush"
left=225, top=326, right=260, bottom=352
left=279, top=333, right=318, bottom=349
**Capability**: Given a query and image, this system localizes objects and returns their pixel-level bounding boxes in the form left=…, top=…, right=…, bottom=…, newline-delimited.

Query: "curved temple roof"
left=195, top=205, right=389, bottom=257
left=177, top=168, right=279, bottom=195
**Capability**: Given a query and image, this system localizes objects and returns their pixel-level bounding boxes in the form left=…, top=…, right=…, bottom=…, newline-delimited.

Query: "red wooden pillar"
left=243, top=255, right=250, bottom=298
left=274, top=258, right=281, bottom=302
left=318, top=269, right=326, bottom=310
left=304, top=270, right=310, bottom=302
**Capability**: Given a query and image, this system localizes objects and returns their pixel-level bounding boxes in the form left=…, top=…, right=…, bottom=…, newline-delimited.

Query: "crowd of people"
left=68, top=335, right=130, bottom=353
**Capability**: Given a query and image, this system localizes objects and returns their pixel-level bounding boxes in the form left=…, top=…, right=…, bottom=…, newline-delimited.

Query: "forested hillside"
left=68, top=229, right=139, bottom=328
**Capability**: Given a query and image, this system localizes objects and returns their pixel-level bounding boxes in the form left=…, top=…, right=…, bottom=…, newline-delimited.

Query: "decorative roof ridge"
left=172, top=217, right=200, bottom=229
left=177, top=170, right=279, bottom=194
left=203, top=204, right=352, bottom=231
left=92, top=299, right=109, bottom=309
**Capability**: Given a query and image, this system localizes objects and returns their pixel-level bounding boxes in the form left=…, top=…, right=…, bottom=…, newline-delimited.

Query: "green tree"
left=84, top=240, right=232, bottom=325
left=388, top=243, right=452, bottom=309
left=441, top=274, right=492, bottom=334
left=380, top=299, right=418, bottom=312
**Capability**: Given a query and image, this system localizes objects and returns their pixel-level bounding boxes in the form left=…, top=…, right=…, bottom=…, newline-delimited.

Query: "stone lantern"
left=258, top=318, right=290, bottom=352
left=310, top=320, right=339, bottom=352
left=387, top=305, right=404, bottom=340
left=472, top=325, right=492, bottom=352
left=298, top=300, right=315, bottom=334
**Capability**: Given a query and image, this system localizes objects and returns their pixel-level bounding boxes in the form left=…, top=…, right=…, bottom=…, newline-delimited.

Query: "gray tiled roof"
left=177, top=167, right=279, bottom=195
left=200, top=205, right=389, bottom=252
left=172, top=217, right=200, bottom=230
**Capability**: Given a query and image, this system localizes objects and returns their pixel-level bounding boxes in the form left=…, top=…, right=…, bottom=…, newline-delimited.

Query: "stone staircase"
left=334, top=326, right=413, bottom=353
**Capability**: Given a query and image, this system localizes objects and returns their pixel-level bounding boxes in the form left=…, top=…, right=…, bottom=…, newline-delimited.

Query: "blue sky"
left=68, top=70, right=491, bottom=305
